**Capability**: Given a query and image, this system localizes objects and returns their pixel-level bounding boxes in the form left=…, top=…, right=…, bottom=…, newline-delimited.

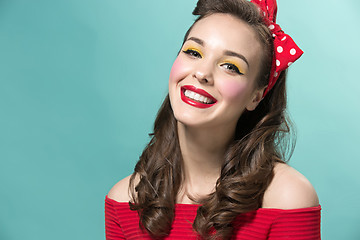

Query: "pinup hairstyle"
left=129, top=0, right=293, bottom=239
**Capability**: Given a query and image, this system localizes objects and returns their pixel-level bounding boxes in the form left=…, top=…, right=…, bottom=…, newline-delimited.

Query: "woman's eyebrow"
left=223, top=50, right=249, bottom=68
left=187, top=37, right=204, bottom=46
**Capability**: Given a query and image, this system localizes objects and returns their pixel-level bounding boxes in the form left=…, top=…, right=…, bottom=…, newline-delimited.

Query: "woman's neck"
left=176, top=121, right=235, bottom=202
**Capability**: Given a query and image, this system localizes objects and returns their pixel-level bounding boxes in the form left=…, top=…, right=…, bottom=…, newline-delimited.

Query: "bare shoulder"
left=107, top=174, right=138, bottom=202
left=262, top=163, right=319, bottom=209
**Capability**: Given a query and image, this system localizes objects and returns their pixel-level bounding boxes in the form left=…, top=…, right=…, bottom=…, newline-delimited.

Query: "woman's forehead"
left=187, top=14, right=261, bottom=52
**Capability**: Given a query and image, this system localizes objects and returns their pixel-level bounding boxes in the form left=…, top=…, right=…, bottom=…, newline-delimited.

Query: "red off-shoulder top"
left=105, top=196, right=321, bottom=240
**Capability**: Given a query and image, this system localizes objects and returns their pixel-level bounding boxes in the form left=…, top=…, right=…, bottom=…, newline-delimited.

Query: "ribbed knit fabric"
left=105, top=196, right=321, bottom=240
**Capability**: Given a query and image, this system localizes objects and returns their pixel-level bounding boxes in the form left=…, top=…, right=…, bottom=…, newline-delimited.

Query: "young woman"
left=105, top=0, right=321, bottom=239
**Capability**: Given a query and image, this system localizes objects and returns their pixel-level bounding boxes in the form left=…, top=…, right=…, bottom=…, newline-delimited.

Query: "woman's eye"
left=221, top=63, right=243, bottom=75
left=183, top=49, right=202, bottom=58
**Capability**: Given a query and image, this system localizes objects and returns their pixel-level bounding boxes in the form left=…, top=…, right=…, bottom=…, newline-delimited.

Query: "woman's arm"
left=267, top=206, right=321, bottom=239
left=105, top=175, right=133, bottom=240
left=262, top=163, right=319, bottom=209
left=263, top=163, right=320, bottom=239
left=105, top=197, right=126, bottom=240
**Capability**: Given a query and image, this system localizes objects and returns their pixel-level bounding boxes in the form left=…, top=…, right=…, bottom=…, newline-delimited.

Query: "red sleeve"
left=268, top=206, right=321, bottom=240
left=105, top=198, right=126, bottom=240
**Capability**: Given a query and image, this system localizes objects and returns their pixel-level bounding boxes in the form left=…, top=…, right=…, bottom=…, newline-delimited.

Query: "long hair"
left=129, top=0, right=294, bottom=239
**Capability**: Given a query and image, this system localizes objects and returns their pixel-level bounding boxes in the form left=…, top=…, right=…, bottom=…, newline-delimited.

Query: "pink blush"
left=220, top=79, right=248, bottom=100
left=169, top=57, right=183, bottom=83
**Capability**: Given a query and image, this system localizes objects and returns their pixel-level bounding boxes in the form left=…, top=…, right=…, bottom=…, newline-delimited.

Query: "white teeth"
left=184, top=89, right=213, bottom=104
left=194, top=93, right=201, bottom=101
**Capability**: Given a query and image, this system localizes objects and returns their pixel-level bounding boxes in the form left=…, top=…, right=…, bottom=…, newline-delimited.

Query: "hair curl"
left=129, top=0, right=294, bottom=239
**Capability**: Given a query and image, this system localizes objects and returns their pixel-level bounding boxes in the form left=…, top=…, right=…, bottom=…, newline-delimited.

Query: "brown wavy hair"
left=129, top=0, right=294, bottom=239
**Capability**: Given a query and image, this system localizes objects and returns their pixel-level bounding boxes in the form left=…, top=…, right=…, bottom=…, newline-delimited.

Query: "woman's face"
left=169, top=13, right=265, bottom=129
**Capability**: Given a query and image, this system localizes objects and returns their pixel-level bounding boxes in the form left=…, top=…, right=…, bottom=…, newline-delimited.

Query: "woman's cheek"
left=169, top=57, right=184, bottom=84
left=219, top=79, right=248, bottom=100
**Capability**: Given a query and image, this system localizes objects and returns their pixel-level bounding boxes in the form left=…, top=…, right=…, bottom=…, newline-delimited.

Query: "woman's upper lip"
left=181, top=85, right=217, bottom=102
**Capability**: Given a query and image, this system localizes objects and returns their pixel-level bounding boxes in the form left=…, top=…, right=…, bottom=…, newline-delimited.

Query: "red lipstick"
left=180, top=85, right=217, bottom=109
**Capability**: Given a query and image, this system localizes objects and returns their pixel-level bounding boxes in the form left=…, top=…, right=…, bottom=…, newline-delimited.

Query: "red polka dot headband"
left=250, top=0, right=303, bottom=96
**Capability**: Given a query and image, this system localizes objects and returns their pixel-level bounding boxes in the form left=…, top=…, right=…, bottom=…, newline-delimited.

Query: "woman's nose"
left=194, top=71, right=207, bottom=82
left=193, top=63, right=214, bottom=84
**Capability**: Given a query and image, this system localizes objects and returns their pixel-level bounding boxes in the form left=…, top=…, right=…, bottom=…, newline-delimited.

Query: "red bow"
left=250, top=0, right=303, bottom=96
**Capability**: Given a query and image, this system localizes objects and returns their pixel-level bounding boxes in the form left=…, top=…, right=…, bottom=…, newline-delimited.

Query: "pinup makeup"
left=220, top=59, right=246, bottom=75
left=180, top=85, right=217, bottom=109
left=183, top=46, right=203, bottom=58
left=168, top=14, right=266, bottom=127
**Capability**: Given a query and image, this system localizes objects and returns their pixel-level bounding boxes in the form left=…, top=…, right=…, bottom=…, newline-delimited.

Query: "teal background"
left=1, top=0, right=359, bottom=239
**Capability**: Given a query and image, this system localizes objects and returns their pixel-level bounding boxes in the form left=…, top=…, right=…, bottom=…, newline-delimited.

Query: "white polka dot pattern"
left=250, top=0, right=304, bottom=96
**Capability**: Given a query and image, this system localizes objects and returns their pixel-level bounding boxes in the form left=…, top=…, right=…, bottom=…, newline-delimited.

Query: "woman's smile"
left=181, top=85, right=217, bottom=108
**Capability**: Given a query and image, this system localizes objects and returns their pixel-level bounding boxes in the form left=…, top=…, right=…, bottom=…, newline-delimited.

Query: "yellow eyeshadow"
left=222, top=59, right=246, bottom=74
left=183, top=46, right=203, bottom=56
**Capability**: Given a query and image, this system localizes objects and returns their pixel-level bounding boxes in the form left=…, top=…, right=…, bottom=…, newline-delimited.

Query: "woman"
left=106, top=0, right=321, bottom=239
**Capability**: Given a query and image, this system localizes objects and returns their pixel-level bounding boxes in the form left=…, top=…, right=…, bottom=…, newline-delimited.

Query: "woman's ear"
left=245, top=86, right=267, bottom=111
